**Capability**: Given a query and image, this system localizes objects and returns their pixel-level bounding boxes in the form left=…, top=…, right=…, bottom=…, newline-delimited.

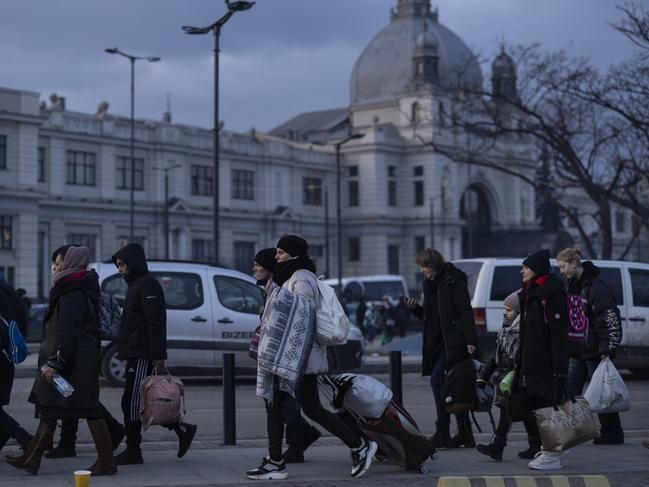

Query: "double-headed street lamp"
left=182, top=0, right=255, bottom=265
left=152, top=164, right=182, bottom=259
left=105, top=48, right=160, bottom=242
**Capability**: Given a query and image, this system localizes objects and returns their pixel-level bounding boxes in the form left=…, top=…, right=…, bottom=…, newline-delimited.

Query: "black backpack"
left=440, top=358, right=477, bottom=414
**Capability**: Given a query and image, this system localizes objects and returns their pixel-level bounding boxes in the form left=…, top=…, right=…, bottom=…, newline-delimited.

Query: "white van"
left=453, top=258, right=649, bottom=373
left=94, top=261, right=363, bottom=385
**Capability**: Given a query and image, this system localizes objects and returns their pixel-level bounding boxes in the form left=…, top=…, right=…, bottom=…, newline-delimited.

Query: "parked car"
left=92, top=260, right=363, bottom=386
left=453, top=258, right=649, bottom=373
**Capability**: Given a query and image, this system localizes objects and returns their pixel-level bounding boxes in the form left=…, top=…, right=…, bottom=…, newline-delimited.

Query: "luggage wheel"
left=430, top=452, right=440, bottom=462
left=418, top=464, right=430, bottom=474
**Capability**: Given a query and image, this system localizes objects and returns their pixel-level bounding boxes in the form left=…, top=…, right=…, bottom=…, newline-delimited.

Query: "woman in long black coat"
left=405, top=248, right=478, bottom=449
left=514, top=249, right=569, bottom=470
left=0, top=315, right=32, bottom=452
left=3, top=246, right=116, bottom=476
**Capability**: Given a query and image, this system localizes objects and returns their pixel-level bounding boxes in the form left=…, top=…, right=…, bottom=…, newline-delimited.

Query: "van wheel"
left=101, top=343, right=126, bottom=387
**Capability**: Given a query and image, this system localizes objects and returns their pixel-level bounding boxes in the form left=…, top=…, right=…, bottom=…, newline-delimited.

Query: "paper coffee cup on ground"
left=74, top=469, right=92, bottom=487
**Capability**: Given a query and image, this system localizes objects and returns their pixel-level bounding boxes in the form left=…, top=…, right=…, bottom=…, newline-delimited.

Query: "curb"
left=437, top=476, right=610, bottom=487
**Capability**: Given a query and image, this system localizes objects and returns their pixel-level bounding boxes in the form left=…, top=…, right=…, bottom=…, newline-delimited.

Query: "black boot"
left=476, top=435, right=507, bottom=461
left=105, top=415, right=125, bottom=451
left=518, top=435, right=541, bottom=459
left=45, top=418, right=77, bottom=459
left=447, top=415, right=475, bottom=449
left=430, top=427, right=452, bottom=449
left=176, top=423, right=197, bottom=459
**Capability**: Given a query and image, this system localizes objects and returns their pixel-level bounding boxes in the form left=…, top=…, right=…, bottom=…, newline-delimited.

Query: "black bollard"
left=223, top=352, right=236, bottom=445
left=389, top=350, right=403, bottom=404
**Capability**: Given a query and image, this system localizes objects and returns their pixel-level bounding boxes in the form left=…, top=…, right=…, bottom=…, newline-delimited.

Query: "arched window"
left=411, top=102, right=423, bottom=123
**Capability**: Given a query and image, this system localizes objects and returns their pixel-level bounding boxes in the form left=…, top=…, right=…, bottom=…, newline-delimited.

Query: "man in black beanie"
left=522, top=249, right=551, bottom=276
left=251, top=247, right=321, bottom=463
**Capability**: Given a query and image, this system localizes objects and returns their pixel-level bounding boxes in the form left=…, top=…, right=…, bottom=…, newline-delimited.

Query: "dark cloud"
left=0, top=0, right=637, bottom=132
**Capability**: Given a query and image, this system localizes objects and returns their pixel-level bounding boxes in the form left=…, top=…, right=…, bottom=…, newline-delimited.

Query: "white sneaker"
left=350, top=439, right=378, bottom=478
left=528, top=450, right=563, bottom=470
left=246, top=456, right=288, bottom=480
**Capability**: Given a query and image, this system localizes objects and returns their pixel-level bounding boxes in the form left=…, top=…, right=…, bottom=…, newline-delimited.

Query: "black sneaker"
left=246, top=456, right=288, bottom=480
left=115, top=447, right=144, bottom=465
left=44, top=446, right=76, bottom=459
left=177, top=423, right=197, bottom=459
left=350, top=439, right=378, bottom=478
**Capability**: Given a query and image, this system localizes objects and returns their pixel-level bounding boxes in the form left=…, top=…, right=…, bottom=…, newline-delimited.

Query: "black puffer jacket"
left=112, top=244, right=167, bottom=361
left=410, top=262, right=478, bottom=375
left=567, top=261, right=622, bottom=360
left=515, top=274, right=569, bottom=404
left=0, top=318, right=14, bottom=406
left=29, top=270, right=101, bottom=414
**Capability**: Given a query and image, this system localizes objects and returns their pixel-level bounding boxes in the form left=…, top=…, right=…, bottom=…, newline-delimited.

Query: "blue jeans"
left=567, top=357, right=624, bottom=442
left=429, top=355, right=450, bottom=430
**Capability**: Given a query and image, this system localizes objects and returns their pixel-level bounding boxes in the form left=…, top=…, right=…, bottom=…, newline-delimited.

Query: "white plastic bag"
left=314, top=279, right=350, bottom=346
left=584, top=358, right=631, bottom=414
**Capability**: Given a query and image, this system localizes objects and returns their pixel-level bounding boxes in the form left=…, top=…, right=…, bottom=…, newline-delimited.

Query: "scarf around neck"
left=273, top=255, right=316, bottom=287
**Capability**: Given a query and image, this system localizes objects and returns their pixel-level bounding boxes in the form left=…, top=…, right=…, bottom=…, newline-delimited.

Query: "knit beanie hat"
left=276, top=235, right=309, bottom=257
left=523, top=249, right=551, bottom=276
left=503, top=290, right=521, bottom=313
left=254, top=248, right=277, bottom=273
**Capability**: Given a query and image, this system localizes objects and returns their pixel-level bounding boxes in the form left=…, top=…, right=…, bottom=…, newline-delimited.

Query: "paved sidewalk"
left=1, top=440, right=648, bottom=487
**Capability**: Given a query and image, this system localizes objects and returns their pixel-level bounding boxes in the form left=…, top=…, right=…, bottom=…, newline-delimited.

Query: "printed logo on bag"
left=547, top=408, right=589, bottom=430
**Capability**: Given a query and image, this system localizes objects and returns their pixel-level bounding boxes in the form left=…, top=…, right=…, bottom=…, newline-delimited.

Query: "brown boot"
left=86, top=419, right=117, bottom=476
left=3, top=419, right=56, bottom=475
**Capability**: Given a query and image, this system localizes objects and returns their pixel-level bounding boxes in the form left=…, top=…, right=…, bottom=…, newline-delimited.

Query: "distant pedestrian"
left=247, top=235, right=377, bottom=480
left=355, top=297, right=367, bottom=336
left=404, top=248, right=478, bottom=449
left=4, top=246, right=116, bottom=476
left=363, top=302, right=383, bottom=342
left=252, top=248, right=321, bottom=464
left=514, top=249, right=569, bottom=470
left=111, top=243, right=196, bottom=466
left=476, top=290, right=540, bottom=461
left=380, top=296, right=396, bottom=345
left=556, top=248, right=624, bottom=445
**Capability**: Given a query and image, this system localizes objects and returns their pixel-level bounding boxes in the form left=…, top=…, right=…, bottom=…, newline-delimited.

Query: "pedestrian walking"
left=476, top=290, right=540, bottom=461
left=246, top=235, right=377, bottom=480
left=513, top=249, right=569, bottom=470
left=404, top=248, right=478, bottom=449
left=252, top=248, right=321, bottom=464
left=3, top=246, right=117, bottom=476
left=111, top=243, right=196, bottom=465
left=380, top=296, right=396, bottom=345
left=363, top=302, right=384, bottom=343
left=0, top=313, right=32, bottom=454
left=556, top=248, right=624, bottom=444
left=0, top=272, right=28, bottom=336
left=355, top=297, right=367, bottom=337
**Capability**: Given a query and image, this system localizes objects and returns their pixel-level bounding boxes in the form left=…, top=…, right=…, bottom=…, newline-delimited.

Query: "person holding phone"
left=405, top=248, right=477, bottom=449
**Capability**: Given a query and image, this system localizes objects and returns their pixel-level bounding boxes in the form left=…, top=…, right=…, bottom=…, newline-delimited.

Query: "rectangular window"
left=615, top=211, right=626, bottom=233
left=414, top=180, right=424, bottom=206
left=66, top=151, right=96, bottom=186
left=630, top=268, right=649, bottom=307
left=38, top=147, right=46, bottom=182
left=233, top=241, right=256, bottom=273
left=415, top=236, right=426, bottom=253
left=388, top=180, right=397, bottom=207
left=348, top=180, right=359, bottom=207
left=116, top=157, right=145, bottom=190
left=0, top=266, right=15, bottom=286
left=0, top=135, right=6, bottom=170
left=117, top=236, right=146, bottom=250
left=388, top=166, right=396, bottom=178
left=232, top=169, right=254, bottom=200
left=67, top=233, right=97, bottom=261
left=349, top=237, right=360, bottom=262
left=388, top=245, right=400, bottom=275
left=191, top=165, right=213, bottom=196
left=191, top=239, right=213, bottom=262
left=0, top=215, right=13, bottom=250
left=414, top=165, right=424, bottom=177
left=348, top=166, right=358, bottom=177
left=303, top=177, right=322, bottom=206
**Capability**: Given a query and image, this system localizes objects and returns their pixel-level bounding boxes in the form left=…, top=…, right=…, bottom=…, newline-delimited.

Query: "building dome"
left=350, top=0, right=483, bottom=106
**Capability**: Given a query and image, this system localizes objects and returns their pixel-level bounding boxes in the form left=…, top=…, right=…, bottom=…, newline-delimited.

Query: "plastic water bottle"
left=41, top=366, right=75, bottom=398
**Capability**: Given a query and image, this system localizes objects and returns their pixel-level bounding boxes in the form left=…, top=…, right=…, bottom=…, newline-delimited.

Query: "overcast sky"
left=0, top=0, right=637, bottom=132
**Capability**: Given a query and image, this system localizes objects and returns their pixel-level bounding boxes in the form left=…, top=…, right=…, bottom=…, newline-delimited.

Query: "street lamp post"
left=105, top=48, right=160, bottom=243
left=153, top=164, right=182, bottom=259
left=182, top=0, right=255, bottom=265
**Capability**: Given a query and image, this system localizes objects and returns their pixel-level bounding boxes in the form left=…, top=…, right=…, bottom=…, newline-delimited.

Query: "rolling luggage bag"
left=319, top=375, right=438, bottom=474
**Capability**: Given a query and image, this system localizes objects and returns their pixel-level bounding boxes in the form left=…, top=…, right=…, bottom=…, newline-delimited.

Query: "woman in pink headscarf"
left=3, top=246, right=116, bottom=476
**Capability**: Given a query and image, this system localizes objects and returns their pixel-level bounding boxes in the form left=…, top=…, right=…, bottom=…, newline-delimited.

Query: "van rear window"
left=362, top=281, right=405, bottom=301
left=452, top=261, right=483, bottom=299
left=490, top=266, right=522, bottom=301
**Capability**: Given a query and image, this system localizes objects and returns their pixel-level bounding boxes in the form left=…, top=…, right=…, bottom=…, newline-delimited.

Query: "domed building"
left=272, top=0, right=551, bottom=286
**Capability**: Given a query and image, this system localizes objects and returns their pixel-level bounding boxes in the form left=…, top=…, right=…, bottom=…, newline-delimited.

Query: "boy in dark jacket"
left=557, top=248, right=624, bottom=444
left=476, top=291, right=540, bottom=461
left=112, top=243, right=196, bottom=465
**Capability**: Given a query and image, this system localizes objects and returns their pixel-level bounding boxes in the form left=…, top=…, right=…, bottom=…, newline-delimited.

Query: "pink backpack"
left=542, top=293, right=589, bottom=343
left=139, top=371, right=185, bottom=429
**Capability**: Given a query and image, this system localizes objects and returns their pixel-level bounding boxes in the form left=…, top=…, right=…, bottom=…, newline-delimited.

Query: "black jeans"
left=0, top=406, right=31, bottom=447
left=567, top=357, right=624, bottom=442
left=429, top=355, right=450, bottom=430
left=121, top=358, right=182, bottom=449
left=494, top=407, right=538, bottom=442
